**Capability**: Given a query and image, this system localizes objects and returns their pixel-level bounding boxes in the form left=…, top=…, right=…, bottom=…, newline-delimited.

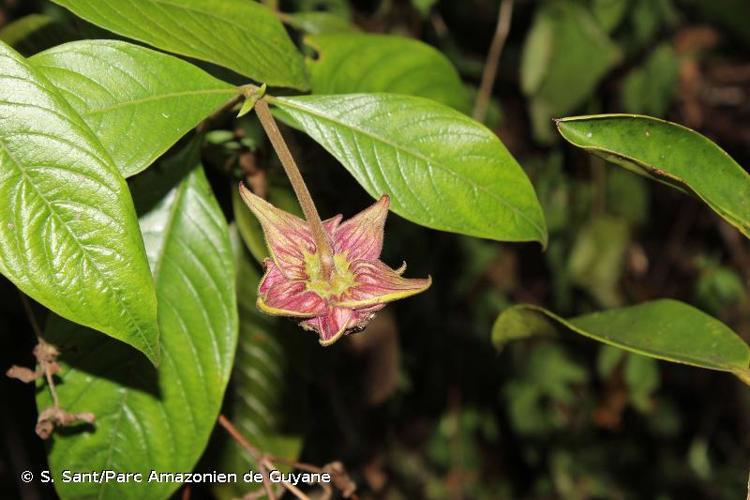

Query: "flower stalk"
left=253, top=98, right=335, bottom=278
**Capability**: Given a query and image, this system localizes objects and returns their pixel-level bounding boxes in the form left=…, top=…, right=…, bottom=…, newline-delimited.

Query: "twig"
left=254, top=98, right=335, bottom=277
left=18, top=293, right=59, bottom=407
left=473, top=0, right=514, bottom=123
left=217, top=414, right=277, bottom=500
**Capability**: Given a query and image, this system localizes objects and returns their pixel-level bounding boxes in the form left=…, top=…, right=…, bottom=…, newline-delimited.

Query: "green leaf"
left=30, top=40, right=237, bottom=177
left=305, top=34, right=471, bottom=112
left=621, top=44, right=679, bottom=117
left=521, top=2, right=620, bottom=141
left=492, top=300, right=750, bottom=381
left=568, top=216, right=629, bottom=307
left=213, top=232, right=302, bottom=499
left=0, top=40, right=158, bottom=362
left=271, top=93, right=547, bottom=244
left=51, top=0, right=309, bottom=89
left=282, top=11, right=359, bottom=35
left=556, top=114, right=750, bottom=238
left=38, top=154, right=237, bottom=500
left=591, top=0, right=629, bottom=33
left=0, top=14, right=66, bottom=56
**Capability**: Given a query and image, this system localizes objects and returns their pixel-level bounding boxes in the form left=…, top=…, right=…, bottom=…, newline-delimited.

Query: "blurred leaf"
left=606, top=168, right=649, bottom=225
left=504, top=344, right=587, bottom=435
left=38, top=160, right=237, bottom=500
left=413, top=0, right=439, bottom=16
left=520, top=10, right=554, bottom=96
left=0, top=14, right=73, bottom=55
left=624, top=353, right=659, bottom=412
left=628, top=0, right=679, bottom=49
left=493, top=301, right=750, bottom=379
left=568, top=216, right=629, bottom=307
left=213, top=233, right=302, bottom=499
left=591, top=0, right=629, bottom=33
left=31, top=40, right=237, bottom=177
left=687, top=439, right=712, bottom=480
left=695, top=260, right=745, bottom=314
left=283, top=11, right=359, bottom=34
left=557, top=114, right=750, bottom=238
left=51, top=0, right=309, bottom=89
left=622, top=44, right=679, bottom=117
left=0, top=40, right=158, bottom=362
left=521, top=1, right=620, bottom=141
left=597, top=344, right=625, bottom=377
left=271, top=93, right=548, bottom=244
left=0, top=14, right=54, bottom=46
left=305, top=34, right=471, bottom=112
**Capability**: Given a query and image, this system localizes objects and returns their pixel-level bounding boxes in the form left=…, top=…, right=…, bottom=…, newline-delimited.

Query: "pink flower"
left=239, top=185, right=431, bottom=346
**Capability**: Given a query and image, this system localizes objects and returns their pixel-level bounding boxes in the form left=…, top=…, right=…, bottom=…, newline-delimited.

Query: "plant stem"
left=473, top=0, right=514, bottom=123
left=19, top=292, right=59, bottom=407
left=254, top=98, right=335, bottom=276
left=218, top=414, right=277, bottom=500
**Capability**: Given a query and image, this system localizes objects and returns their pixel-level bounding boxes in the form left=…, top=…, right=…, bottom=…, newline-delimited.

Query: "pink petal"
left=336, top=260, right=431, bottom=308
left=300, top=307, right=355, bottom=345
left=257, top=260, right=327, bottom=317
left=239, top=184, right=314, bottom=278
left=332, top=195, right=390, bottom=261
left=323, top=214, right=343, bottom=235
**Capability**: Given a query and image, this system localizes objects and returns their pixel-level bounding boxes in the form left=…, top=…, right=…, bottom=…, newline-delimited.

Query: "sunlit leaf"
left=51, top=0, right=309, bottom=89
left=0, top=40, right=158, bottom=362
left=31, top=40, right=237, bottom=177
left=38, top=149, right=237, bottom=499
left=271, top=93, right=547, bottom=244
left=557, top=114, right=750, bottom=238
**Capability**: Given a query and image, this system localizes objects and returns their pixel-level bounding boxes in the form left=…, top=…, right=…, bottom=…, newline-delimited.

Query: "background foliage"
left=1, top=0, right=749, bottom=499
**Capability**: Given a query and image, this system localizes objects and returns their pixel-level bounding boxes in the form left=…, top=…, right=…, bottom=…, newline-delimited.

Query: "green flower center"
left=303, top=251, right=357, bottom=299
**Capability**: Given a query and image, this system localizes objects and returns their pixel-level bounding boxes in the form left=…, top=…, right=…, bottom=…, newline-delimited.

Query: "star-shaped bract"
left=239, top=184, right=431, bottom=345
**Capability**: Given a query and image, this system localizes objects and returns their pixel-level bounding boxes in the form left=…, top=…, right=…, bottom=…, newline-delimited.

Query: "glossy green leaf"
left=213, top=232, right=302, bottom=499
left=492, top=300, right=750, bottom=381
left=557, top=114, right=750, bottom=238
left=0, top=41, right=158, bottom=362
left=305, top=34, right=471, bottom=112
left=282, top=11, right=359, bottom=35
left=51, top=0, right=309, bottom=89
left=38, top=155, right=237, bottom=499
left=271, top=93, right=547, bottom=244
left=30, top=40, right=237, bottom=177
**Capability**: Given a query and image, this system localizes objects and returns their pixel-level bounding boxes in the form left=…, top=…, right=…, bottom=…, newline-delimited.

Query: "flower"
left=239, top=184, right=431, bottom=346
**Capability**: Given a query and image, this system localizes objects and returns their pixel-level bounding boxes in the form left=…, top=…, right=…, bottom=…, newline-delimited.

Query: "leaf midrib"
left=0, top=135, right=156, bottom=360
left=274, top=97, right=545, bottom=238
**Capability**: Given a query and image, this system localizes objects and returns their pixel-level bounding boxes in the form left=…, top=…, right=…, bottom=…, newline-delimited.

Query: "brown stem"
left=254, top=98, right=335, bottom=277
left=218, top=415, right=277, bottom=500
left=19, top=293, right=59, bottom=407
left=473, top=0, right=514, bottom=123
